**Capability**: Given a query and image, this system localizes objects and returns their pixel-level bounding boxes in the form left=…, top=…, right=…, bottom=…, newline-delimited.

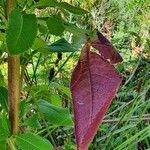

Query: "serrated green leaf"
left=16, top=132, right=53, bottom=150
left=46, top=15, right=65, bottom=36
left=6, top=9, right=37, bottom=55
left=37, top=100, right=73, bottom=126
left=47, top=38, right=76, bottom=52
left=57, top=2, right=88, bottom=15
left=0, top=86, right=8, bottom=111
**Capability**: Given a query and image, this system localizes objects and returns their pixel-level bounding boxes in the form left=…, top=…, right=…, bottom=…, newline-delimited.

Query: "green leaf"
left=47, top=38, right=76, bottom=52
left=57, top=2, right=88, bottom=15
left=50, top=82, right=71, bottom=99
left=0, top=70, right=5, bottom=86
left=50, top=94, right=62, bottom=107
left=19, top=100, right=26, bottom=119
left=72, top=34, right=85, bottom=49
left=38, top=24, right=48, bottom=34
left=46, top=15, right=65, bottom=36
left=0, top=33, right=5, bottom=41
left=25, top=114, right=42, bottom=129
left=32, top=38, right=47, bottom=50
left=37, top=100, right=73, bottom=126
left=0, top=140, right=6, bottom=150
left=17, top=0, right=26, bottom=7
left=33, top=0, right=57, bottom=8
left=6, top=9, right=37, bottom=55
left=64, top=22, right=88, bottom=36
left=63, top=23, right=88, bottom=49
left=27, top=0, right=33, bottom=6
left=0, top=130, right=8, bottom=142
left=16, top=132, right=53, bottom=150
left=0, top=113, right=10, bottom=141
left=0, top=86, right=8, bottom=111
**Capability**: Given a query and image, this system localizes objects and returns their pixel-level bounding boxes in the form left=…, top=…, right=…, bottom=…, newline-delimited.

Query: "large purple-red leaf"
left=91, top=31, right=123, bottom=64
left=70, top=44, right=122, bottom=150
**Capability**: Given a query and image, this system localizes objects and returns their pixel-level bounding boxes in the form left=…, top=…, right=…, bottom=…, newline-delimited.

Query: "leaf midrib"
left=87, top=51, right=94, bottom=124
left=16, top=135, right=41, bottom=150
left=14, top=12, right=23, bottom=49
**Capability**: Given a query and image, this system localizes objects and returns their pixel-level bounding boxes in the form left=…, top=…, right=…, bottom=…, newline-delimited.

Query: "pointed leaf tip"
left=91, top=31, right=123, bottom=64
left=70, top=44, right=122, bottom=149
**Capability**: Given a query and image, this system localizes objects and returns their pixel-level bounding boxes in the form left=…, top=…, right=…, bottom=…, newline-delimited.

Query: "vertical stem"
left=6, top=0, right=20, bottom=134
left=6, top=0, right=16, bottom=17
left=8, top=56, right=20, bottom=134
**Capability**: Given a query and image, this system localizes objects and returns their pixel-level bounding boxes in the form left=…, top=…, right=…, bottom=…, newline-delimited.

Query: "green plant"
left=0, top=0, right=89, bottom=149
left=0, top=0, right=149, bottom=150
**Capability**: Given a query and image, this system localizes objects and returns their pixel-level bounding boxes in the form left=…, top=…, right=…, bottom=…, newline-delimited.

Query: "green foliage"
left=115, top=125, right=150, bottom=150
left=64, top=22, right=88, bottom=36
left=50, top=82, right=71, bottom=99
left=56, top=2, right=88, bottom=15
left=0, top=118, right=9, bottom=140
left=50, top=94, right=62, bottom=107
left=46, top=14, right=65, bottom=36
left=33, top=0, right=57, bottom=8
left=0, top=141, right=7, bottom=150
left=47, top=38, right=76, bottom=52
left=25, top=114, right=41, bottom=129
left=0, top=0, right=149, bottom=149
left=16, top=132, right=53, bottom=150
left=6, top=9, right=37, bottom=55
left=37, top=100, right=73, bottom=126
left=0, top=86, right=8, bottom=111
left=0, top=113, right=10, bottom=150
left=38, top=24, right=48, bottom=34
left=32, top=38, right=47, bottom=50
left=0, top=33, right=5, bottom=41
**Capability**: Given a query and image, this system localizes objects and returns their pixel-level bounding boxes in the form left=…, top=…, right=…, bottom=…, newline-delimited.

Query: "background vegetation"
left=0, top=0, right=149, bottom=149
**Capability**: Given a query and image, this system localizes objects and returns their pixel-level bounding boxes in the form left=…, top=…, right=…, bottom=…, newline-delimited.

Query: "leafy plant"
left=0, top=0, right=149, bottom=149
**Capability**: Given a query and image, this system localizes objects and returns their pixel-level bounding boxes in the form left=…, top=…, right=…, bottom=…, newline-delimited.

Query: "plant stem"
left=31, top=53, right=42, bottom=84
left=7, top=137, right=17, bottom=150
left=31, top=93, right=57, bottom=148
left=50, top=52, right=74, bottom=83
left=6, top=0, right=16, bottom=17
left=6, top=0, right=20, bottom=134
left=8, top=56, right=20, bottom=134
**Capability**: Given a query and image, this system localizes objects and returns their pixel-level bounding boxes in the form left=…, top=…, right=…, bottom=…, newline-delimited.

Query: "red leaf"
left=70, top=43, right=122, bottom=150
left=91, top=31, right=123, bottom=64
